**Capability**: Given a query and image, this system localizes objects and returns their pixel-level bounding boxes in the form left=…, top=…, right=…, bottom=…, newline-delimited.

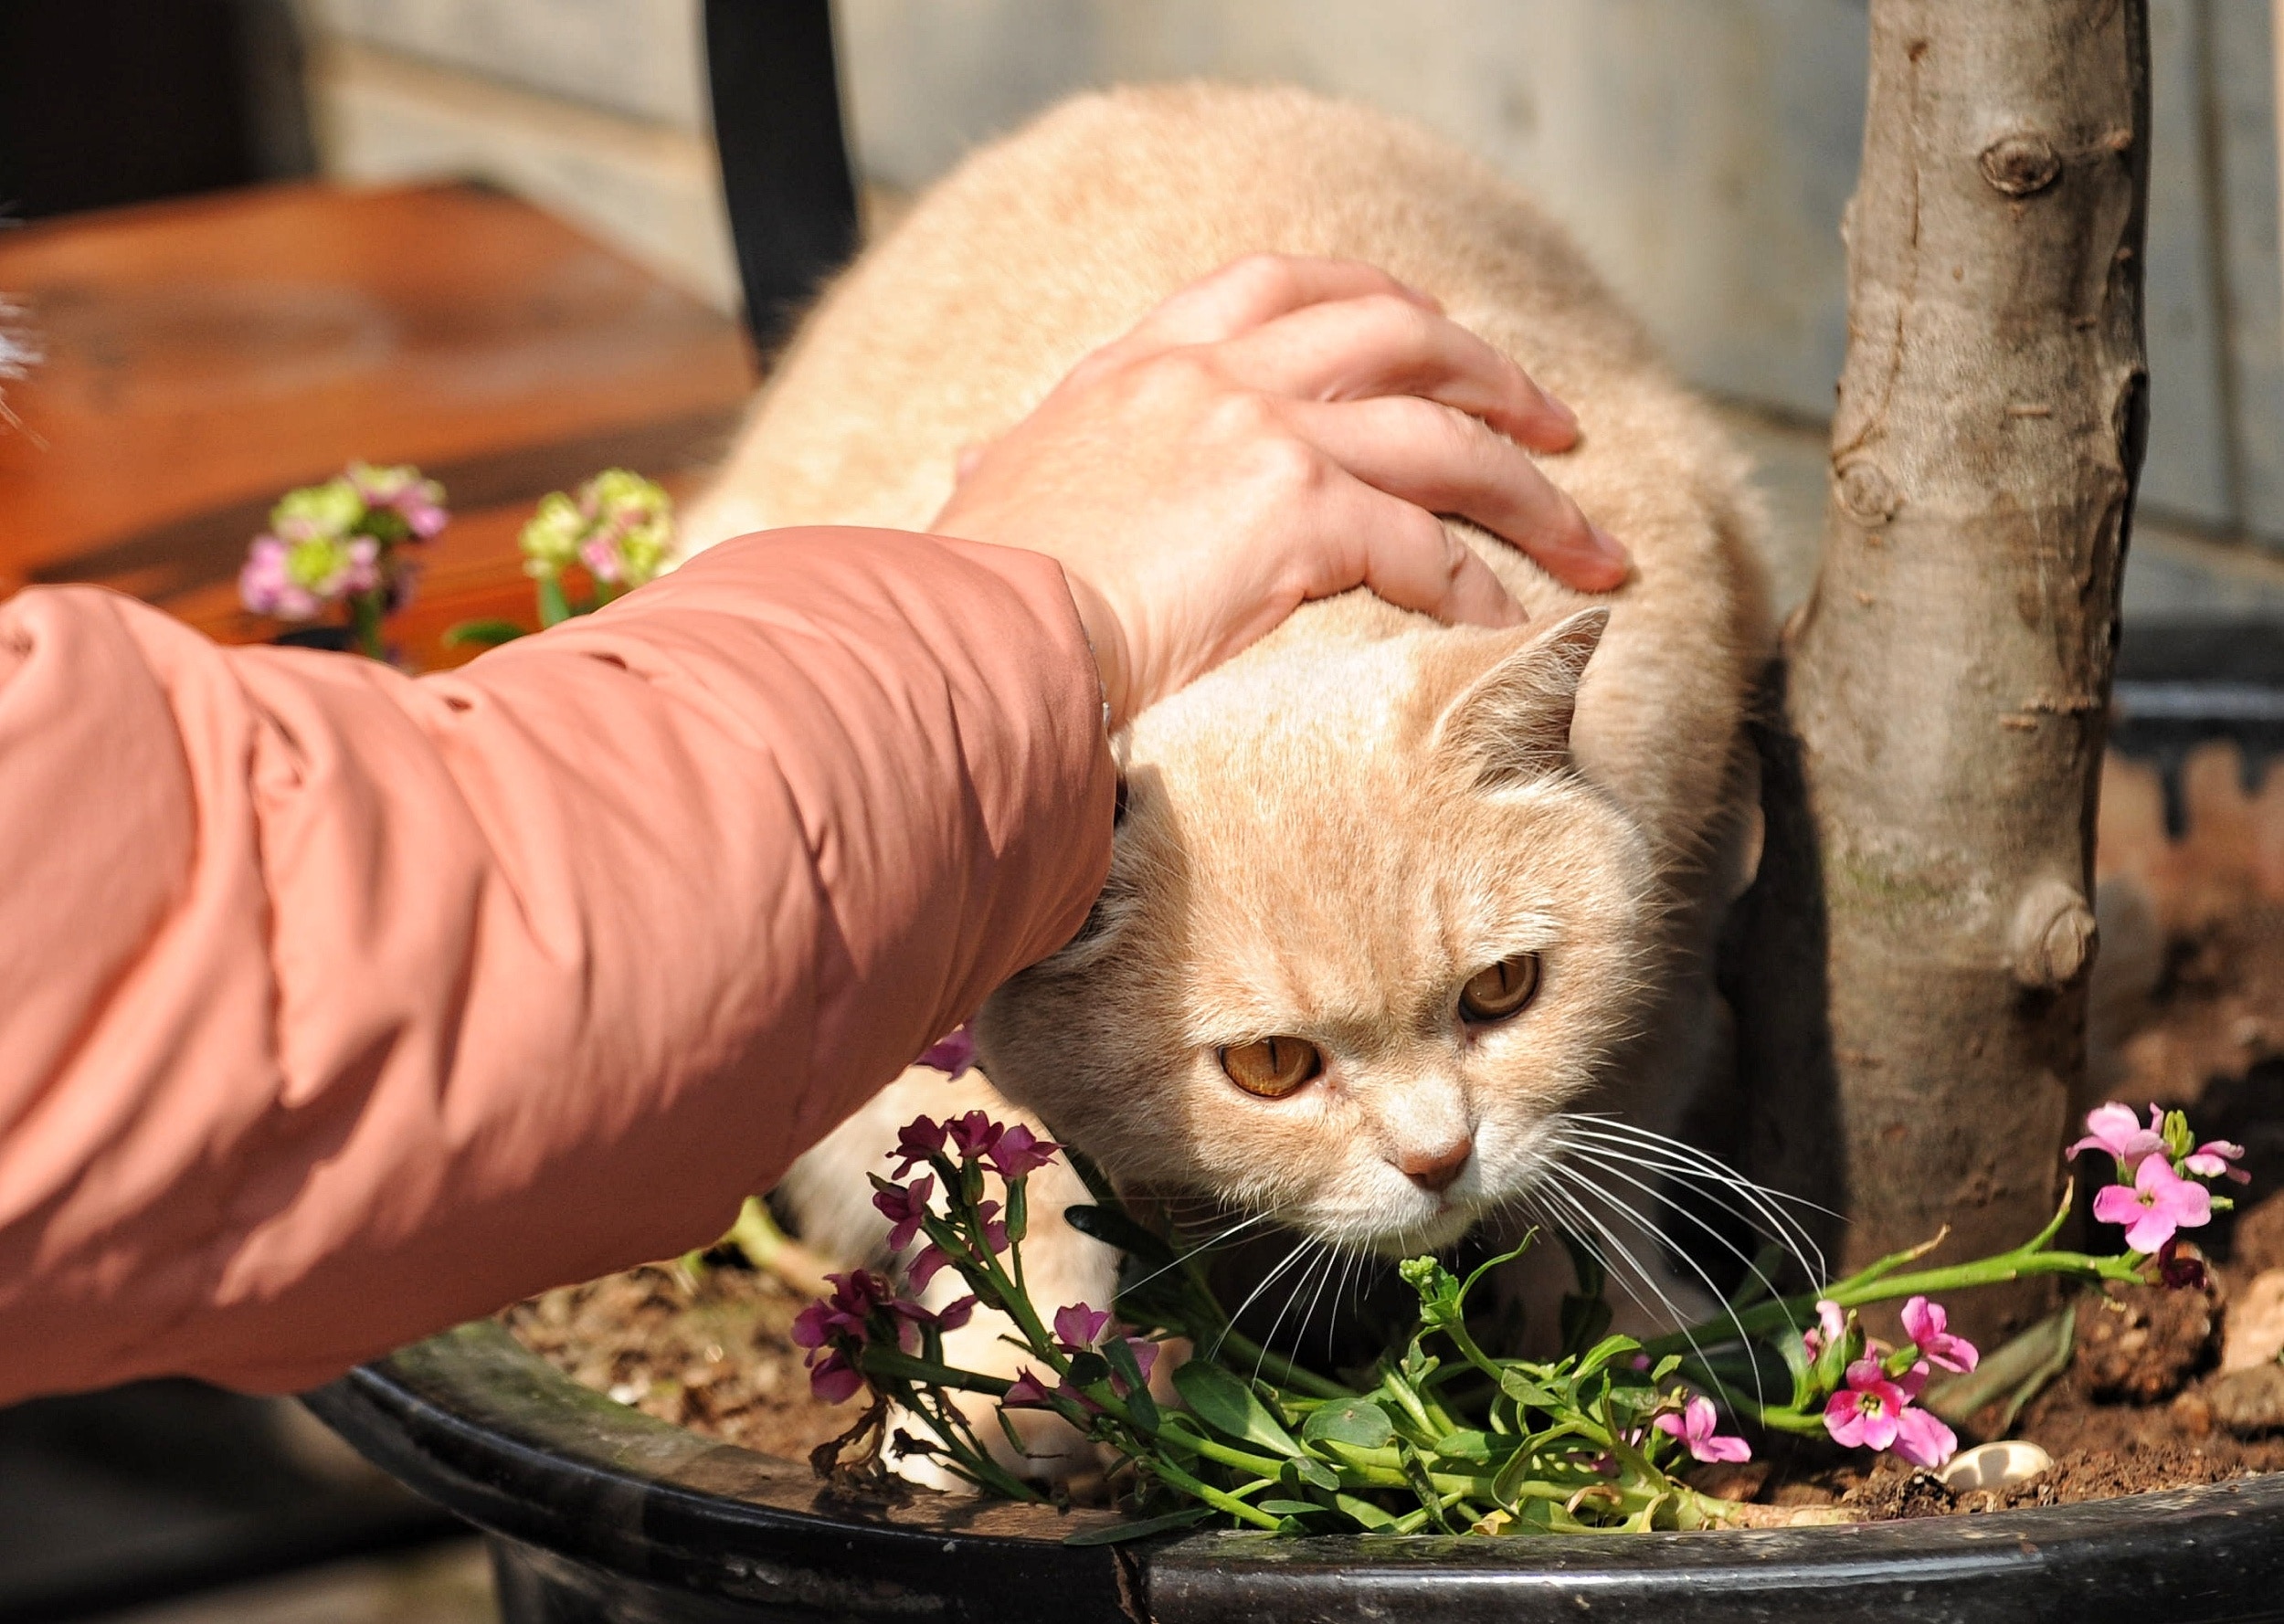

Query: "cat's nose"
left=1397, top=1138, right=1473, bottom=1194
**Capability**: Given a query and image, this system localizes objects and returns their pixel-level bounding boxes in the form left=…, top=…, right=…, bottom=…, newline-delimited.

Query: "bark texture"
left=1734, top=0, right=2150, bottom=1343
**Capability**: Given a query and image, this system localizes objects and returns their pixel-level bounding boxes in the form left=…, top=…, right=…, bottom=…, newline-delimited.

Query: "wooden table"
left=0, top=182, right=755, bottom=670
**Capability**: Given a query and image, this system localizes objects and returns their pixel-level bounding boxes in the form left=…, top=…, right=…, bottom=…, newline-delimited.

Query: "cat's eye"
left=1220, top=1036, right=1323, bottom=1099
left=1460, top=954, right=1541, bottom=1022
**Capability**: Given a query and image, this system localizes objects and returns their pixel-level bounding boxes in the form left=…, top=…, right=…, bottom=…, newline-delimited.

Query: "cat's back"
left=693, top=82, right=1770, bottom=891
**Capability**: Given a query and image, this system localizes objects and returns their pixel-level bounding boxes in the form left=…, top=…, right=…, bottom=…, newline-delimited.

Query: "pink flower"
left=907, top=1244, right=950, bottom=1291
left=946, top=1111, right=1003, bottom=1161
left=238, top=536, right=321, bottom=620
left=2186, top=1139, right=2251, bottom=1184
left=1890, top=1404, right=1958, bottom=1469
left=2071, top=1102, right=2167, bottom=1169
left=2093, top=1152, right=2214, bottom=1253
left=1123, top=1338, right=1159, bottom=1388
left=1824, top=1359, right=1911, bottom=1452
left=890, top=1115, right=948, bottom=1177
left=1654, top=1396, right=1751, bottom=1464
left=1054, top=1302, right=1111, bottom=1350
left=918, top=1027, right=977, bottom=1076
left=808, top=1350, right=863, bottom=1405
left=986, top=1123, right=1061, bottom=1180
left=1801, top=1299, right=1846, bottom=1358
left=349, top=462, right=449, bottom=539
left=934, top=1294, right=978, bottom=1333
left=1002, top=1368, right=1056, bottom=1408
left=872, top=1176, right=934, bottom=1252
left=1899, top=1296, right=1978, bottom=1374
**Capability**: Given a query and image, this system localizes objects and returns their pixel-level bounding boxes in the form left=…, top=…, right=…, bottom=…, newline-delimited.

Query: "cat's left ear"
left=1430, top=606, right=1609, bottom=790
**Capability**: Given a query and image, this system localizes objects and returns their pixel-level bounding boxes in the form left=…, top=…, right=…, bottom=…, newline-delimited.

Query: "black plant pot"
left=307, top=1321, right=2284, bottom=1624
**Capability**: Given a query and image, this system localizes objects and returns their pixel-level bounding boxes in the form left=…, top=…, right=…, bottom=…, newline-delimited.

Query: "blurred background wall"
left=291, top=0, right=2284, bottom=566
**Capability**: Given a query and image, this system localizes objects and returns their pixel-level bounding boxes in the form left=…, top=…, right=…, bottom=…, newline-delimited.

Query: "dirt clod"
left=2208, top=1364, right=2284, bottom=1437
left=2078, top=1281, right=2219, bottom=1403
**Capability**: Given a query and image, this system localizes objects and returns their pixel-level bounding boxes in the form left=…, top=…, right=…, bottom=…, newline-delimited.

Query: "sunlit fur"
left=687, top=84, right=1774, bottom=1473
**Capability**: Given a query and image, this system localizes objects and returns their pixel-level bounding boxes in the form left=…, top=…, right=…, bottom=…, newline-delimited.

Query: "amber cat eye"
left=1219, top=1036, right=1324, bottom=1098
left=1460, top=954, right=1541, bottom=1022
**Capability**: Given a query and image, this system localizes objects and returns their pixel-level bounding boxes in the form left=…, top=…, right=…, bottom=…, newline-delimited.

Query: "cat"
left=684, top=82, right=1774, bottom=1481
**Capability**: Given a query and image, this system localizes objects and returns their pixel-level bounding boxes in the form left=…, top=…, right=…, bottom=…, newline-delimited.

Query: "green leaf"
left=536, top=575, right=572, bottom=628
left=1301, top=1397, right=1395, bottom=1450
left=440, top=617, right=528, bottom=648
left=1434, top=1429, right=1495, bottom=1462
left=1173, top=1361, right=1301, bottom=1456
left=1576, top=1334, right=1644, bottom=1377
left=1293, top=1457, right=1339, bottom=1491
left=1066, top=1351, right=1112, bottom=1389
left=1063, top=1203, right=1178, bottom=1270
left=1334, top=1492, right=1399, bottom=1531
left=1063, top=1506, right=1214, bottom=1545
left=1497, top=1369, right=1560, bottom=1409
left=1257, top=1498, right=1328, bottom=1517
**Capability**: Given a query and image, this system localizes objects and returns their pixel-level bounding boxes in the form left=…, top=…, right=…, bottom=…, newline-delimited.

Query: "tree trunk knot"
left=1980, top=132, right=2061, bottom=197
left=2011, top=879, right=2098, bottom=990
left=1835, top=457, right=1901, bottom=522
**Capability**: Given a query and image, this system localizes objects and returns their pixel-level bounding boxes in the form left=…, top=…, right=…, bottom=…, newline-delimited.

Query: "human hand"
left=927, top=255, right=1628, bottom=729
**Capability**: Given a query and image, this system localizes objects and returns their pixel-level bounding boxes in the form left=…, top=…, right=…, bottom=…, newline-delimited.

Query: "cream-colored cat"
left=686, top=83, right=1772, bottom=1477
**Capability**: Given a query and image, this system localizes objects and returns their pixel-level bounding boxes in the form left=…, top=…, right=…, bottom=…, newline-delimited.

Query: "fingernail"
left=1395, top=278, right=1444, bottom=312
left=1588, top=524, right=1631, bottom=576
left=1542, top=391, right=1581, bottom=438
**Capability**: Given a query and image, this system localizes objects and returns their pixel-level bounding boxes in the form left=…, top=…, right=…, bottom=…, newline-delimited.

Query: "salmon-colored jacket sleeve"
left=0, top=529, right=1116, bottom=1404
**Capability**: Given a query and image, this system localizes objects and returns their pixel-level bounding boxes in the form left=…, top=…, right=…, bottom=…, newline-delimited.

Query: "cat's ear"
left=1430, top=606, right=1609, bottom=790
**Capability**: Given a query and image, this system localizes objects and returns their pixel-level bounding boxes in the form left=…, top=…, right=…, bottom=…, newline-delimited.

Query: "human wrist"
left=1054, top=566, right=1133, bottom=733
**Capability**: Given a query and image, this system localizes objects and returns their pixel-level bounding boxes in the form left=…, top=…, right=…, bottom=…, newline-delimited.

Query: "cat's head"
left=975, top=606, right=1660, bottom=1256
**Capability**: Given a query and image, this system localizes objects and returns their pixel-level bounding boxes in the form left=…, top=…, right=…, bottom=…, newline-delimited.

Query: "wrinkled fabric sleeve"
left=0, top=529, right=1115, bottom=1402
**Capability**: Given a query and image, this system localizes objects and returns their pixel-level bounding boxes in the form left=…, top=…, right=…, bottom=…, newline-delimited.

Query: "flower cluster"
left=1005, top=1302, right=1161, bottom=1413
left=239, top=463, right=446, bottom=638
left=790, top=1267, right=974, bottom=1405
left=2073, top=1102, right=2243, bottom=1259
left=1797, top=1293, right=1974, bottom=1468
left=518, top=469, right=675, bottom=592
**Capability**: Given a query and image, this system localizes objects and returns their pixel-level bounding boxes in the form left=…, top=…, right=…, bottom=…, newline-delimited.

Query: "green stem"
left=1213, top=1329, right=1351, bottom=1399
left=1638, top=1248, right=2140, bottom=1361
left=349, top=590, right=386, bottom=660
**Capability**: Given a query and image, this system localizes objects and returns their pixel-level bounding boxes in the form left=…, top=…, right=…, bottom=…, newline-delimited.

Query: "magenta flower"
left=976, top=1200, right=1010, bottom=1254
left=1801, top=1299, right=1846, bottom=1358
left=238, top=536, right=322, bottom=620
left=1124, top=1338, right=1159, bottom=1387
left=946, top=1111, right=1003, bottom=1161
left=907, top=1243, right=950, bottom=1291
left=2158, top=1238, right=2210, bottom=1292
left=1824, top=1359, right=1912, bottom=1451
left=808, top=1350, right=863, bottom=1405
left=872, top=1176, right=935, bottom=1252
left=2071, top=1102, right=2166, bottom=1169
left=1002, top=1368, right=1056, bottom=1408
left=1899, top=1296, right=1978, bottom=1374
left=986, top=1123, right=1061, bottom=1180
left=1890, top=1403, right=1958, bottom=1469
left=890, top=1115, right=948, bottom=1177
left=1654, top=1396, right=1751, bottom=1464
left=2186, top=1138, right=2251, bottom=1184
left=2093, top=1152, right=2214, bottom=1253
left=934, top=1294, right=978, bottom=1333
left=918, top=1026, right=978, bottom=1076
left=1054, top=1302, right=1112, bottom=1351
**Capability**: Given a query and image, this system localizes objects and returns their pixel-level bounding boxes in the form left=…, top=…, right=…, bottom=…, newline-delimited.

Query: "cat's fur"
left=686, top=83, right=1771, bottom=1474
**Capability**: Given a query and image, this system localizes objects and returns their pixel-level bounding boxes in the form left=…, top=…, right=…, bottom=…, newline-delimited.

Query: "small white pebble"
left=1939, top=1439, right=2052, bottom=1492
left=607, top=1381, right=647, bottom=1406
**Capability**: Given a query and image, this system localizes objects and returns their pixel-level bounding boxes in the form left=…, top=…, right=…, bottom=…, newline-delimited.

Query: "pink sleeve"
left=0, top=529, right=1115, bottom=1401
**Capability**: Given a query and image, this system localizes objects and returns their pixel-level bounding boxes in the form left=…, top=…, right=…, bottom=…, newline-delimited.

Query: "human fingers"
left=1115, top=255, right=1439, bottom=353
left=1288, top=395, right=1629, bottom=592
left=1295, top=473, right=1528, bottom=630
left=1218, top=294, right=1579, bottom=450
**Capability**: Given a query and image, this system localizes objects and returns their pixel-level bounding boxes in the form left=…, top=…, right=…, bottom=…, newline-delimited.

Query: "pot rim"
left=308, top=1318, right=2284, bottom=1622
